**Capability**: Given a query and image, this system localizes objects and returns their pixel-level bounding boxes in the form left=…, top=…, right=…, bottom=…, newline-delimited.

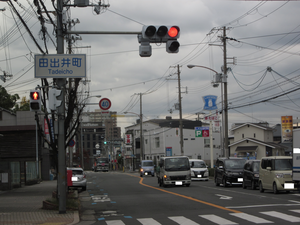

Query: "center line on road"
left=126, top=174, right=242, bottom=214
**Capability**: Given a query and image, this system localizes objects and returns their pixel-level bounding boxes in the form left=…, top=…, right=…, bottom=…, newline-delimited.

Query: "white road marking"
left=169, top=216, right=199, bottom=225
left=227, top=203, right=300, bottom=209
left=216, top=194, right=232, bottom=200
left=230, top=212, right=273, bottom=224
left=106, top=220, right=126, bottom=225
left=137, top=218, right=162, bottom=225
left=200, top=214, right=237, bottom=225
left=261, top=211, right=300, bottom=222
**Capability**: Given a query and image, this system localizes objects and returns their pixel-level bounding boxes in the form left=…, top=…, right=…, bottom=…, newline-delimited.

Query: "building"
left=125, top=116, right=222, bottom=169
left=76, top=110, right=121, bottom=169
left=229, top=122, right=287, bottom=159
left=0, top=108, right=50, bottom=190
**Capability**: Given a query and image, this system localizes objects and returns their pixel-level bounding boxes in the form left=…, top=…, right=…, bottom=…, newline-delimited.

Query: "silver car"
left=67, top=167, right=87, bottom=191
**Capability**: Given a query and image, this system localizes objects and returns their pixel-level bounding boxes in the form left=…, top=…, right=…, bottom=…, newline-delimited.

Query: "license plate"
left=284, top=183, right=294, bottom=189
left=197, top=175, right=202, bottom=178
left=175, top=181, right=182, bottom=185
left=238, top=178, right=243, bottom=182
left=72, top=177, right=78, bottom=181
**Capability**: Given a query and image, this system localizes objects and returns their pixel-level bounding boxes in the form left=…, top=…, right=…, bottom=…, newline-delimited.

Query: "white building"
left=125, top=116, right=222, bottom=168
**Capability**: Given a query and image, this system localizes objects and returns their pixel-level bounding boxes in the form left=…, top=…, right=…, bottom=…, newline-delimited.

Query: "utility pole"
left=222, top=27, right=229, bottom=158
left=139, top=93, right=143, bottom=161
left=57, top=0, right=66, bottom=214
left=177, top=65, right=184, bottom=156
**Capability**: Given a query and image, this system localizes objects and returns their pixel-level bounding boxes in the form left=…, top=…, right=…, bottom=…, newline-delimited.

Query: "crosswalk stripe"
left=230, top=213, right=273, bottom=224
left=200, top=214, right=237, bottom=225
left=106, top=220, right=126, bottom=225
left=169, top=216, right=199, bottom=225
left=137, top=218, right=162, bottom=225
left=290, top=209, right=300, bottom=214
left=261, top=211, right=300, bottom=222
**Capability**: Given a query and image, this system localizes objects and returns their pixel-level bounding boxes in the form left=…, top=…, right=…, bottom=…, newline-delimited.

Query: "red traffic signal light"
left=168, top=26, right=180, bottom=38
left=30, top=91, right=40, bottom=100
left=29, top=90, right=41, bottom=112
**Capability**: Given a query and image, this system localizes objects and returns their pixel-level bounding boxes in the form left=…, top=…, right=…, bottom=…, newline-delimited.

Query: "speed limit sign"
left=99, top=98, right=111, bottom=110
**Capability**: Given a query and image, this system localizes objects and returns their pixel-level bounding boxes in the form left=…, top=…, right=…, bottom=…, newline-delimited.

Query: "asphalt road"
left=76, top=171, right=300, bottom=225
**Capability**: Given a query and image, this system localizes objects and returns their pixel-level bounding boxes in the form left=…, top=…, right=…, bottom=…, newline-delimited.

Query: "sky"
left=1, top=0, right=300, bottom=134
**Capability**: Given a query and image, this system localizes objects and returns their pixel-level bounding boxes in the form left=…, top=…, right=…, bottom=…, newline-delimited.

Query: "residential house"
left=229, top=122, right=286, bottom=159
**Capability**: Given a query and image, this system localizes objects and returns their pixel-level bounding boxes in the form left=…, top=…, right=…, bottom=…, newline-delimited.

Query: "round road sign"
left=99, top=98, right=111, bottom=110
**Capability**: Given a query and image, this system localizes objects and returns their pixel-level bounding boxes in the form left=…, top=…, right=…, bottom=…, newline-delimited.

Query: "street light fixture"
left=187, top=64, right=229, bottom=164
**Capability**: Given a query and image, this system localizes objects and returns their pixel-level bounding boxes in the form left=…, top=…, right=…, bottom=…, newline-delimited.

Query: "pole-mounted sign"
left=99, top=98, right=111, bottom=110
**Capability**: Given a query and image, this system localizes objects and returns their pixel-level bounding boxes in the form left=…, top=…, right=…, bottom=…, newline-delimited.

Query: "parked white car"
left=67, top=167, right=87, bottom=191
left=189, top=159, right=209, bottom=181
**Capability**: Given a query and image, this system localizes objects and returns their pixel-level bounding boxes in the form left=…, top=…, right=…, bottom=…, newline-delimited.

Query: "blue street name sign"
left=34, top=54, right=86, bottom=78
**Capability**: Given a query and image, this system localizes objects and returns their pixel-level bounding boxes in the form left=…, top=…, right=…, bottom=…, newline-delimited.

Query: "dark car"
left=242, top=160, right=260, bottom=190
left=214, top=157, right=247, bottom=187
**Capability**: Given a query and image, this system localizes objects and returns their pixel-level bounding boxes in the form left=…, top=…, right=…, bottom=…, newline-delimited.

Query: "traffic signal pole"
left=57, top=0, right=66, bottom=214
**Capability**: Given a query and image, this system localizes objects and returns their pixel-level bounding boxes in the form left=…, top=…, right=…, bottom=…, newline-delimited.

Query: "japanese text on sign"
left=34, top=54, right=86, bottom=78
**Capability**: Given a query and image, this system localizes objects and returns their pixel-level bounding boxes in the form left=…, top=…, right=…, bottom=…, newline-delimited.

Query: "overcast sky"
left=1, top=0, right=300, bottom=134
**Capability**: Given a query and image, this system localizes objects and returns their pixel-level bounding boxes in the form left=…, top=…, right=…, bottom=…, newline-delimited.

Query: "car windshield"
left=97, top=158, right=109, bottom=163
left=72, top=170, right=83, bottom=175
left=224, top=159, right=246, bottom=169
left=190, top=161, right=206, bottom=168
left=165, top=158, right=190, bottom=171
left=274, top=159, right=292, bottom=170
left=252, top=162, right=260, bottom=172
left=142, top=161, right=154, bottom=166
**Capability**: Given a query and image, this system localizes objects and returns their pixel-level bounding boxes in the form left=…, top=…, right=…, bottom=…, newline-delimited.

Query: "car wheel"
left=273, top=182, right=278, bottom=194
left=159, top=178, right=162, bottom=187
left=82, top=186, right=86, bottom=191
left=251, top=180, right=256, bottom=190
left=140, top=174, right=143, bottom=177
left=222, top=177, right=227, bottom=187
left=259, top=181, right=264, bottom=193
left=215, top=177, right=220, bottom=186
left=186, top=184, right=190, bottom=187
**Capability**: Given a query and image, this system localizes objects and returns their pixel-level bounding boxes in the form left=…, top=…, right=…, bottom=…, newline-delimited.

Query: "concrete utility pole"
left=177, top=65, right=184, bottom=156
left=57, top=0, right=66, bottom=214
left=139, top=93, right=143, bottom=161
left=222, top=27, right=229, bottom=158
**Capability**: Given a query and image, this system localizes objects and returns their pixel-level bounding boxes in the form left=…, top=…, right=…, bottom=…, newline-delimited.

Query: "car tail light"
left=83, top=173, right=86, bottom=178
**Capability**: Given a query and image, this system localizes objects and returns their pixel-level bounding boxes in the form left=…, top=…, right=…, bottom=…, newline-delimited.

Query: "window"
left=242, top=134, right=244, bottom=138
left=204, top=139, right=210, bottom=148
left=254, top=133, right=256, bottom=138
left=155, top=137, right=160, bottom=148
left=0, top=111, right=2, bottom=121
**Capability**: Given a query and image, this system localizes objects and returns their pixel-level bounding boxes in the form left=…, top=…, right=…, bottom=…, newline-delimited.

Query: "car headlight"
left=140, top=169, right=144, bottom=172
left=276, top=173, right=284, bottom=178
left=254, top=174, right=259, bottom=178
left=204, top=171, right=209, bottom=176
left=163, top=175, right=170, bottom=181
left=186, top=174, right=191, bottom=180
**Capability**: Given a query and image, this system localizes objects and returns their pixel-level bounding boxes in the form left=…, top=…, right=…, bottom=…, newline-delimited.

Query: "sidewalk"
left=0, top=180, right=79, bottom=225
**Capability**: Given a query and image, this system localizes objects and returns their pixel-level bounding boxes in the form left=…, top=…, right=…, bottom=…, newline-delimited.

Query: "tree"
left=0, top=86, right=20, bottom=111
left=14, top=96, right=30, bottom=111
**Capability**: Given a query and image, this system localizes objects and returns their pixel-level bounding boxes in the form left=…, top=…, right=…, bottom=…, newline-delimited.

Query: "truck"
left=293, top=128, right=300, bottom=189
left=94, top=157, right=109, bottom=172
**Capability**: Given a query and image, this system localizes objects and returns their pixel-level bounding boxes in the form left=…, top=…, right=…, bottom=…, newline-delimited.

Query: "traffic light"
left=166, top=39, right=180, bottom=53
left=48, top=88, right=62, bottom=110
left=141, top=25, right=180, bottom=43
left=104, top=141, right=107, bottom=144
left=29, top=90, right=41, bottom=112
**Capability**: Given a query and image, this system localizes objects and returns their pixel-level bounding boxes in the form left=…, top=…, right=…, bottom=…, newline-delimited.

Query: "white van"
left=259, top=156, right=297, bottom=194
left=157, top=156, right=191, bottom=187
left=189, top=159, right=209, bottom=181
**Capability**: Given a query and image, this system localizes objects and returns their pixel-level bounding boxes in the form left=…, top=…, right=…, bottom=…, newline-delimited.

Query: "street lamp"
left=124, top=111, right=143, bottom=163
left=187, top=64, right=229, bottom=166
